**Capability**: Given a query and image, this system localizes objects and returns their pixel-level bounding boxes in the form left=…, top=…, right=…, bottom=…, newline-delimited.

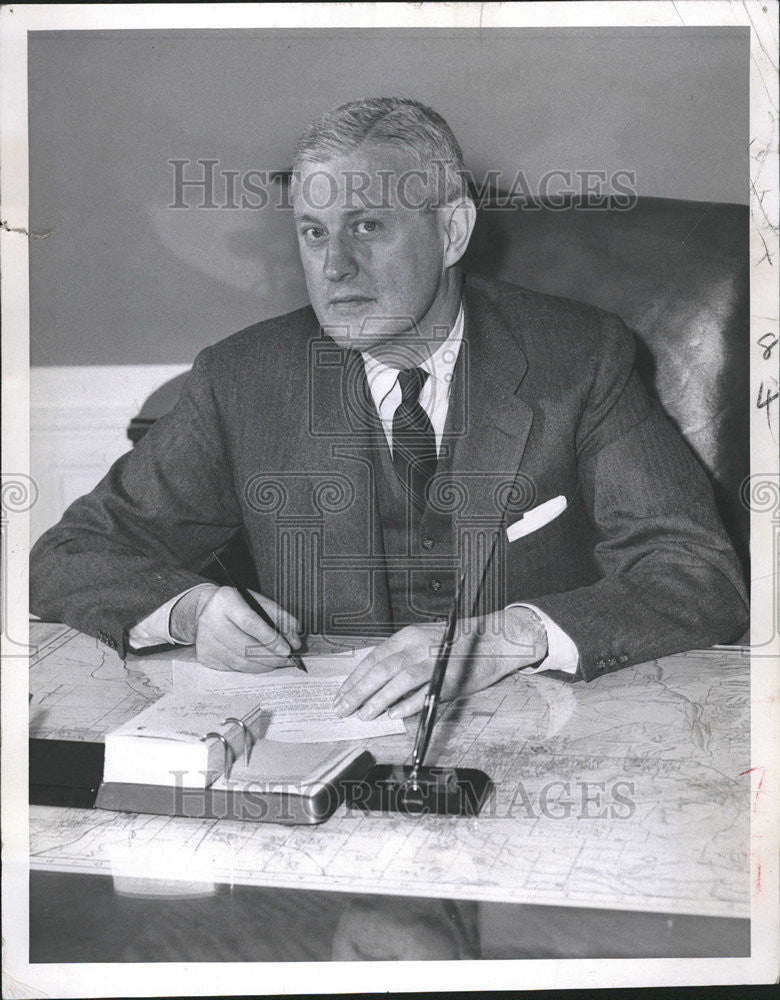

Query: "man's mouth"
left=329, top=295, right=373, bottom=306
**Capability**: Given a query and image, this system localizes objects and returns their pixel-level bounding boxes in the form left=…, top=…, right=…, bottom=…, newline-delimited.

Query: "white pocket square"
left=506, top=495, right=567, bottom=542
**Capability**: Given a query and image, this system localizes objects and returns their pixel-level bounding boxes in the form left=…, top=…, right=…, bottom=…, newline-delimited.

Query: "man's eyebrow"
left=342, top=207, right=391, bottom=217
left=294, top=207, right=392, bottom=224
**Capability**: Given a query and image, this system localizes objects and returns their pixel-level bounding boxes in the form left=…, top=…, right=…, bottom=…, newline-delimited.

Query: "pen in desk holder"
left=351, top=565, right=492, bottom=817
left=405, top=569, right=465, bottom=792
left=222, top=717, right=253, bottom=766
left=201, top=731, right=235, bottom=781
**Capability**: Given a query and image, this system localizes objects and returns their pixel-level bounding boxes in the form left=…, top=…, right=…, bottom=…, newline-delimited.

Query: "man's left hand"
left=333, top=606, right=548, bottom=720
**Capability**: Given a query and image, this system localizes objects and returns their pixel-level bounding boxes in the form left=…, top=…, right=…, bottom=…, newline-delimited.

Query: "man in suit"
left=30, top=97, right=748, bottom=722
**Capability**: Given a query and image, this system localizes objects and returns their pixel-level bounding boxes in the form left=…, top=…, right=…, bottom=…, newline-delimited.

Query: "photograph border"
left=2, top=2, right=778, bottom=996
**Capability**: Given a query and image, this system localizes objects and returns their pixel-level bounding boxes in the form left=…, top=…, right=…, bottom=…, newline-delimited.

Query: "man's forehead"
left=299, top=142, right=417, bottom=177
left=292, top=144, right=431, bottom=213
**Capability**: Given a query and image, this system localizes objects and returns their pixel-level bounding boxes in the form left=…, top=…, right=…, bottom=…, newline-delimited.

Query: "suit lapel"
left=305, top=334, right=393, bottom=632
left=442, top=280, right=535, bottom=614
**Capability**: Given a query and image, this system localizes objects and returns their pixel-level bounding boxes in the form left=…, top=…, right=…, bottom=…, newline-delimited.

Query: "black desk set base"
left=350, top=764, right=492, bottom=816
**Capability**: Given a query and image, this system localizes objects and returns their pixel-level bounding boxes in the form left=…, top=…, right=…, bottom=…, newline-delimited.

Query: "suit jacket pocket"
left=507, top=501, right=571, bottom=554
left=503, top=502, right=599, bottom=601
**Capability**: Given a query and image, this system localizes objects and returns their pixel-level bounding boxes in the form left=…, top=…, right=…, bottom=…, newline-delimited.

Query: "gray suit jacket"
left=30, top=274, right=748, bottom=680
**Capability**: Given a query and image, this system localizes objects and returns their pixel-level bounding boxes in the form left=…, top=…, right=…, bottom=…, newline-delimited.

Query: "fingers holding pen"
left=196, top=586, right=302, bottom=672
left=246, top=589, right=303, bottom=650
left=215, top=587, right=292, bottom=657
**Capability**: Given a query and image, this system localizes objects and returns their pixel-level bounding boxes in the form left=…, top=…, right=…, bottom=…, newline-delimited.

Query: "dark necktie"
left=392, top=368, right=438, bottom=512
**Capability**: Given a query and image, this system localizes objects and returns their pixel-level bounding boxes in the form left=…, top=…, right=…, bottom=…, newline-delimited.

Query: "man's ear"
left=441, top=197, right=477, bottom=268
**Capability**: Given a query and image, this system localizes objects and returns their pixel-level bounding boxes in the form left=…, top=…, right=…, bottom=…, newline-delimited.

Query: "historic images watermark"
left=166, top=769, right=637, bottom=823
left=168, top=159, right=639, bottom=211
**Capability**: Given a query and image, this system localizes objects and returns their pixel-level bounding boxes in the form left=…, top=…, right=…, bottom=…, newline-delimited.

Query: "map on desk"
left=29, top=626, right=751, bottom=918
left=29, top=625, right=173, bottom=742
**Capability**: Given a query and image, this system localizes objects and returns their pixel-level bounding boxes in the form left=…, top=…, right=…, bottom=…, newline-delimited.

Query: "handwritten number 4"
left=757, top=381, right=779, bottom=442
left=757, top=380, right=779, bottom=409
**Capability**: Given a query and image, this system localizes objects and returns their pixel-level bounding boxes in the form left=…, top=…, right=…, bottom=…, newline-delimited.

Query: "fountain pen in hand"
left=211, top=552, right=307, bottom=673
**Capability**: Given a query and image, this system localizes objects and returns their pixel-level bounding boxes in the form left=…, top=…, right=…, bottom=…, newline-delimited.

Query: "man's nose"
left=323, top=235, right=358, bottom=282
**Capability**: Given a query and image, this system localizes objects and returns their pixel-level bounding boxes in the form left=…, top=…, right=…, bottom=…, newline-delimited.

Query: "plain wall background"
left=28, top=27, right=749, bottom=367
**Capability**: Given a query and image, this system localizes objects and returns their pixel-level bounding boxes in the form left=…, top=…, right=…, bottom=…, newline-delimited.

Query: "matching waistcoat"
left=368, top=421, right=459, bottom=628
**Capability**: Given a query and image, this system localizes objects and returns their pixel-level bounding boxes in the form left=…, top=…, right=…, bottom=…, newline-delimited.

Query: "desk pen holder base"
left=349, top=763, right=492, bottom=816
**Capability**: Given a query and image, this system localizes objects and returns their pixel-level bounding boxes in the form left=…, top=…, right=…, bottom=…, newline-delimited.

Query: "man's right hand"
left=172, top=584, right=302, bottom=672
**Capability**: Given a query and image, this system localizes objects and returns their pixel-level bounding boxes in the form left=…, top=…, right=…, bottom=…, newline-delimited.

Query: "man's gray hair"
left=292, top=97, right=468, bottom=205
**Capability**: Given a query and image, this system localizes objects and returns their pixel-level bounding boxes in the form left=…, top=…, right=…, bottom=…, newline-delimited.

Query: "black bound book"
left=29, top=738, right=105, bottom=809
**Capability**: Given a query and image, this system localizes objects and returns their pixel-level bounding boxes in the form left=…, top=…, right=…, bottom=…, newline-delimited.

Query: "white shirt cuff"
left=508, top=603, right=580, bottom=675
left=128, top=583, right=215, bottom=648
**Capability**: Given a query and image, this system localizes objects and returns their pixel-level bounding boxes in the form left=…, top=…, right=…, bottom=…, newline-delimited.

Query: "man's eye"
left=355, top=220, right=380, bottom=236
left=302, top=226, right=326, bottom=242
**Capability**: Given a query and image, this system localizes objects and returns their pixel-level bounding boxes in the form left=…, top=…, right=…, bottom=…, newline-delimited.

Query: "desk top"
left=29, top=626, right=750, bottom=918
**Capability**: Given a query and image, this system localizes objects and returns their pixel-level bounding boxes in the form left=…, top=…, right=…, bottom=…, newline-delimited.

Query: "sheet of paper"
left=173, top=648, right=406, bottom=742
left=305, top=645, right=377, bottom=677
left=109, top=687, right=263, bottom=742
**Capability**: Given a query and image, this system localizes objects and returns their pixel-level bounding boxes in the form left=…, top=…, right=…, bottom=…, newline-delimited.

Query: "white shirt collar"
left=360, top=303, right=465, bottom=452
left=418, top=302, right=465, bottom=383
left=361, top=303, right=464, bottom=400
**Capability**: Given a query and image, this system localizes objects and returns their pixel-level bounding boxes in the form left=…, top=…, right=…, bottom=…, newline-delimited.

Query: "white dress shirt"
left=129, top=303, right=579, bottom=675
left=361, top=304, right=466, bottom=456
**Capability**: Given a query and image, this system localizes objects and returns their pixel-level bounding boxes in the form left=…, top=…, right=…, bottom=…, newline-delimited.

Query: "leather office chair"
left=129, top=196, right=749, bottom=579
